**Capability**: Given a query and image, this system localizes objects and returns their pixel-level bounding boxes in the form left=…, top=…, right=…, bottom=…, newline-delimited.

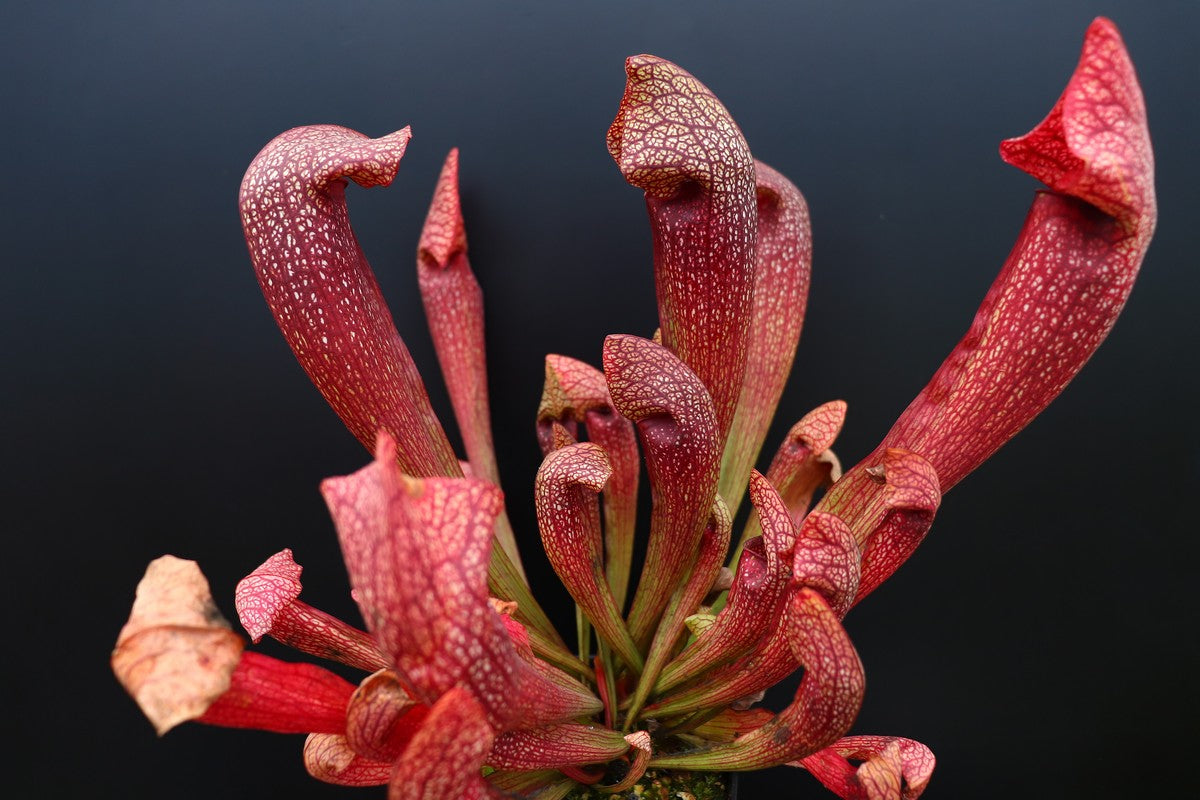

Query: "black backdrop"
left=5, top=2, right=1197, bottom=798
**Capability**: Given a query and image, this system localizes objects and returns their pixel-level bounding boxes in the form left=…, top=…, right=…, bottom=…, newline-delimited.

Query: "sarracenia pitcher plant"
left=114, top=18, right=1154, bottom=800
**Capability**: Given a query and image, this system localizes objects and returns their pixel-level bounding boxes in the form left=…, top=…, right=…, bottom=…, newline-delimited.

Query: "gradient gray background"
left=4, top=2, right=1196, bottom=798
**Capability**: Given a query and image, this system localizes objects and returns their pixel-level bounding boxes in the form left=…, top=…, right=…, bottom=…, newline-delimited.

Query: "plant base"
left=564, top=769, right=735, bottom=799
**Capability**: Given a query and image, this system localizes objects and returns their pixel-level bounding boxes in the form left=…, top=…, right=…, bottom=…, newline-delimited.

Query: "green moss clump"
left=563, top=768, right=729, bottom=800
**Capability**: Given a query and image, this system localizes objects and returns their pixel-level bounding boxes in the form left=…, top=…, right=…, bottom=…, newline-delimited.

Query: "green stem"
left=576, top=606, right=592, bottom=664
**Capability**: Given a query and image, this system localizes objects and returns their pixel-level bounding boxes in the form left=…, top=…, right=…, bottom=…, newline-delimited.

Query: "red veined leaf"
left=855, top=744, right=904, bottom=800
left=651, top=589, right=864, bottom=771
left=495, top=596, right=591, bottom=679
left=417, top=148, right=499, bottom=486
left=791, top=511, right=861, bottom=620
left=114, top=558, right=356, bottom=735
left=240, top=125, right=459, bottom=478
left=1000, top=18, right=1154, bottom=237
left=658, top=472, right=795, bottom=693
left=539, top=354, right=640, bottom=608
left=602, top=334, right=720, bottom=647
left=770, top=401, right=847, bottom=523
left=720, top=162, right=813, bottom=514
left=487, top=529, right=573, bottom=661
left=304, top=734, right=392, bottom=787
left=797, top=735, right=935, bottom=800
left=853, top=454, right=940, bottom=606
left=607, top=55, right=758, bottom=448
left=388, top=687, right=495, bottom=800
left=691, top=708, right=776, bottom=742
left=817, top=448, right=941, bottom=606
left=235, top=548, right=388, bottom=672
left=502, top=611, right=596, bottom=700
left=624, top=496, right=731, bottom=726
left=535, top=442, right=642, bottom=672
left=547, top=419, right=580, bottom=450
left=197, top=651, right=355, bottom=734
left=492, top=599, right=534, bottom=661
left=734, top=403, right=845, bottom=572
left=600, top=731, right=652, bottom=793
left=322, top=433, right=600, bottom=730
left=871, top=19, right=1156, bottom=494
left=739, top=400, right=846, bottom=554
left=345, top=668, right=429, bottom=762
left=487, top=724, right=631, bottom=770
left=642, top=584, right=797, bottom=720
left=416, top=149, right=524, bottom=579
left=485, top=770, right=561, bottom=794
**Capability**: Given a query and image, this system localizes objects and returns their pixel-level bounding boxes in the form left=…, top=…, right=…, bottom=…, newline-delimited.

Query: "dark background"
left=4, top=2, right=1196, bottom=798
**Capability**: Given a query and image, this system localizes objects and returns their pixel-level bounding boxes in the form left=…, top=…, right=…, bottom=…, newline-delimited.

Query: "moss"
left=563, top=768, right=729, bottom=800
